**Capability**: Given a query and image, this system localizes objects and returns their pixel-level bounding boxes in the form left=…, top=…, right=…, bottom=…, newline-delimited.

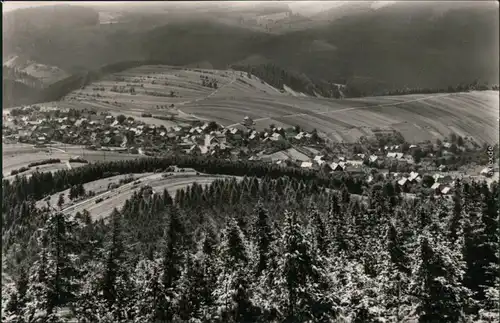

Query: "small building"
left=441, top=186, right=452, bottom=195
left=408, top=171, right=421, bottom=183
left=301, top=161, right=313, bottom=169
left=434, top=174, right=453, bottom=185
left=480, top=167, right=493, bottom=177
left=313, top=155, right=324, bottom=163
left=270, top=133, right=283, bottom=141
left=397, top=178, right=408, bottom=186
left=330, top=162, right=345, bottom=172
left=294, top=132, right=304, bottom=140
left=431, top=182, right=441, bottom=191
left=369, top=155, right=379, bottom=163
left=243, top=116, right=254, bottom=127
left=404, top=155, right=415, bottom=164
left=346, top=160, right=363, bottom=167
left=316, top=159, right=326, bottom=166
left=443, top=142, right=452, bottom=149
left=74, top=118, right=88, bottom=127
left=387, top=152, right=404, bottom=159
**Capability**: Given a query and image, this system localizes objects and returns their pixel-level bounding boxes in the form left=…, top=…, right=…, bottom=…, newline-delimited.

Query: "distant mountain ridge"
left=3, top=2, right=498, bottom=107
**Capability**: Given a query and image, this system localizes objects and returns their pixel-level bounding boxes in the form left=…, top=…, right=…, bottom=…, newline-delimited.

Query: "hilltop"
left=60, top=64, right=499, bottom=145
left=3, top=2, right=498, bottom=106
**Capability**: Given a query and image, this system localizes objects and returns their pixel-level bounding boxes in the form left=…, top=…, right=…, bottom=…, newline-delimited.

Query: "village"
left=3, top=104, right=498, bottom=200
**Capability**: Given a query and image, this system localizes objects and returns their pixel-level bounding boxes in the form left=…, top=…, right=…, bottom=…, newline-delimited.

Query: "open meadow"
left=182, top=90, right=499, bottom=144
left=37, top=171, right=240, bottom=220
left=60, top=65, right=499, bottom=144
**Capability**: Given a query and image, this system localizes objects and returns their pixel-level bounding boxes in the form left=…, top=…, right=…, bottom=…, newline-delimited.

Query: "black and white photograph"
left=1, top=1, right=499, bottom=322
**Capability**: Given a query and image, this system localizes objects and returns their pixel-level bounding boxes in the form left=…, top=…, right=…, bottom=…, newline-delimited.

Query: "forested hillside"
left=2, top=158, right=498, bottom=322
left=4, top=2, right=498, bottom=101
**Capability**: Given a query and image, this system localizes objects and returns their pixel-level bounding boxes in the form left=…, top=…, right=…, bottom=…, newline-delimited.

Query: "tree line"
left=2, top=156, right=365, bottom=213
left=232, top=63, right=344, bottom=99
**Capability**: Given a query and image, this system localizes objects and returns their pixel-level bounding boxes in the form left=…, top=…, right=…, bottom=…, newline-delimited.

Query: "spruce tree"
left=131, top=258, right=163, bottom=322
left=101, top=208, right=128, bottom=312
left=412, top=234, right=467, bottom=323
left=275, top=211, right=336, bottom=322
left=23, top=235, right=51, bottom=322
left=213, top=218, right=257, bottom=322
left=311, top=208, right=328, bottom=256
left=57, top=194, right=65, bottom=210
left=4, top=267, right=28, bottom=322
left=254, top=205, right=273, bottom=276
left=157, top=206, right=185, bottom=322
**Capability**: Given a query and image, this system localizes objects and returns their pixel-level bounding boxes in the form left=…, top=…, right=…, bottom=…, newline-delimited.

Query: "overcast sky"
left=2, top=1, right=400, bottom=14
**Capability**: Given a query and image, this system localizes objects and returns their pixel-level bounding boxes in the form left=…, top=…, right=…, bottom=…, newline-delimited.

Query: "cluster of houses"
left=2, top=110, right=324, bottom=159
left=3, top=108, right=496, bottom=195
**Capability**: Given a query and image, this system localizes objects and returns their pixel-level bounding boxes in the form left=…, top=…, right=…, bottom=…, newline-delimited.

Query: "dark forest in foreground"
left=1, top=157, right=498, bottom=322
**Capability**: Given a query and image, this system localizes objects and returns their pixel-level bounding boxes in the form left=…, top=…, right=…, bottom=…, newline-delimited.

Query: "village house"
left=480, top=167, right=493, bottom=177
left=249, top=132, right=257, bottom=140
left=408, top=171, right=420, bottom=181
left=441, top=186, right=452, bottom=195
left=431, top=182, right=442, bottom=193
left=397, top=177, right=408, bottom=187
left=387, top=152, right=404, bottom=159
left=270, top=133, right=283, bottom=141
left=301, top=161, right=313, bottom=169
left=294, top=132, right=305, bottom=140
left=331, top=162, right=346, bottom=172
left=243, top=116, right=254, bottom=127
left=314, top=155, right=324, bottom=162
left=105, top=115, right=114, bottom=123
left=403, top=155, right=415, bottom=164
left=346, top=160, right=364, bottom=167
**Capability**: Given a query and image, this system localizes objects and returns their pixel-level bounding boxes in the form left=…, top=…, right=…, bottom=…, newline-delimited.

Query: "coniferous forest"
left=1, top=158, right=499, bottom=323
